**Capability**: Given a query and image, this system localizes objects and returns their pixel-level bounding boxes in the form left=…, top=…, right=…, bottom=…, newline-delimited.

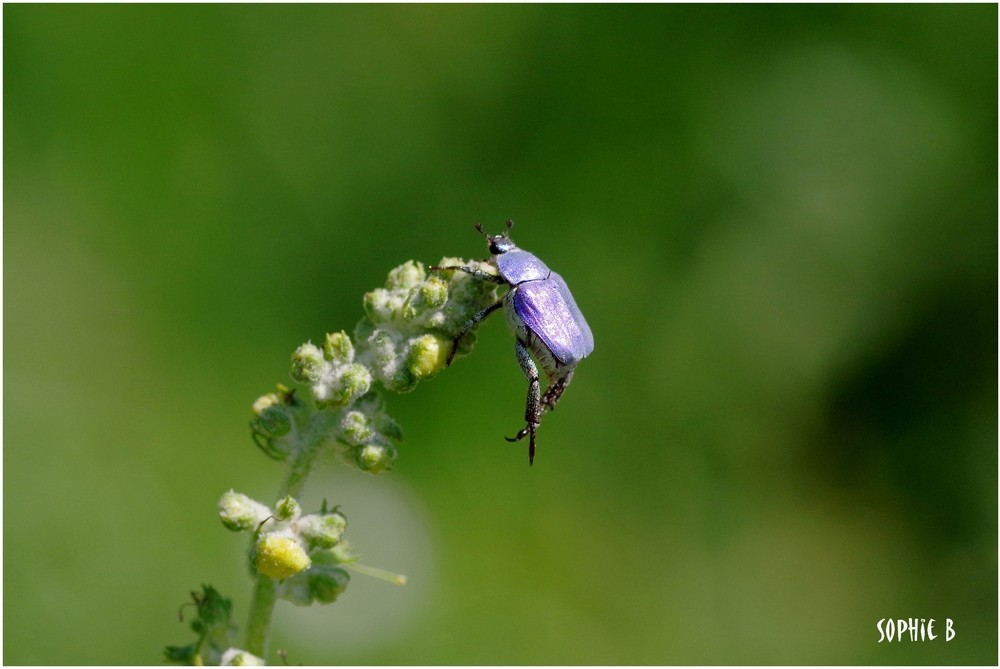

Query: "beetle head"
left=476, top=220, right=516, bottom=255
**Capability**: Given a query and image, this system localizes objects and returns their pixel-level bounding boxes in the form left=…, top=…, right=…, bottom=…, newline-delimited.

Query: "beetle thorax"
left=495, top=249, right=551, bottom=284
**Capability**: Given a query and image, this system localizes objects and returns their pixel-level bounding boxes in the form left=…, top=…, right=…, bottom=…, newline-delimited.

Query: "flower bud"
left=251, top=393, right=280, bottom=416
left=277, top=561, right=351, bottom=607
left=218, top=491, right=271, bottom=531
left=255, top=534, right=311, bottom=579
left=291, top=343, right=326, bottom=384
left=323, top=331, right=354, bottom=364
left=311, top=380, right=337, bottom=408
left=408, top=334, right=450, bottom=380
left=433, top=256, right=465, bottom=279
left=274, top=495, right=301, bottom=522
left=338, top=364, right=372, bottom=404
left=220, top=648, right=264, bottom=666
left=308, top=565, right=351, bottom=604
left=298, top=511, right=348, bottom=549
left=419, top=276, right=449, bottom=308
left=340, top=411, right=373, bottom=446
left=367, top=328, right=396, bottom=365
left=385, top=260, right=426, bottom=290
left=386, top=366, right=417, bottom=394
left=364, top=289, right=406, bottom=325
left=313, top=364, right=372, bottom=409
left=356, top=443, right=396, bottom=473
left=423, top=310, right=447, bottom=329
left=251, top=405, right=291, bottom=439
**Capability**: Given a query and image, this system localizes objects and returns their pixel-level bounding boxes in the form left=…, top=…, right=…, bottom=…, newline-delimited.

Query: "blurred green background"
left=4, top=4, right=996, bottom=665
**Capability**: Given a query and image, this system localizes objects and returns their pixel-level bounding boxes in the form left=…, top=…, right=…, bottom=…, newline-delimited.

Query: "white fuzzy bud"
left=218, top=491, right=271, bottom=531
left=220, top=648, right=265, bottom=666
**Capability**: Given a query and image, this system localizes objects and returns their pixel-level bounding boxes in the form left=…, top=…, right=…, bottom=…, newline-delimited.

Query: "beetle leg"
left=515, top=339, right=542, bottom=429
left=428, top=265, right=507, bottom=284
left=446, top=300, right=504, bottom=366
left=540, top=369, right=574, bottom=413
left=504, top=339, right=540, bottom=465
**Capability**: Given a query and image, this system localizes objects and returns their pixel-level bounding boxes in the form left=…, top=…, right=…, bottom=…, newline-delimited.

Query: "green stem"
left=244, top=411, right=336, bottom=659
left=245, top=574, right=276, bottom=658
left=279, top=415, right=334, bottom=500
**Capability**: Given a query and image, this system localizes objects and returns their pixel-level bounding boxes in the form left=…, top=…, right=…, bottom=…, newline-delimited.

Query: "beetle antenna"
left=504, top=219, right=513, bottom=236
left=474, top=223, right=487, bottom=238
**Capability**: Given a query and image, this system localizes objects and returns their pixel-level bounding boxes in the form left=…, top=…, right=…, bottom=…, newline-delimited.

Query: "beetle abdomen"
left=511, top=273, right=594, bottom=366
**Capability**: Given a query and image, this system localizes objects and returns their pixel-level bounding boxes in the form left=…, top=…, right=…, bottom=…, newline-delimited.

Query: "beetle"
left=430, top=220, right=594, bottom=465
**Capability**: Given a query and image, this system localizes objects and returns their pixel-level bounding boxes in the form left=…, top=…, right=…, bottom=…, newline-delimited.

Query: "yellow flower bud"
left=251, top=393, right=280, bottom=416
left=255, top=535, right=311, bottom=579
left=408, top=334, right=450, bottom=380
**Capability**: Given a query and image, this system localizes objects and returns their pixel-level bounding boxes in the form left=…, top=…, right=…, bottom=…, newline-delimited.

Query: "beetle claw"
left=503, top=424, right=536, bottom=464
left=505, top=424, right=532, bottom=442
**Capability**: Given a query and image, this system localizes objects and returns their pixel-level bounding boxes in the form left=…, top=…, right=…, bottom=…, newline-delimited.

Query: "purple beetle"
left=431, top=220, right=594, bottom=465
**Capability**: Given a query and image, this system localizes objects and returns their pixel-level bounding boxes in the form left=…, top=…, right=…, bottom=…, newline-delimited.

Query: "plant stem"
left=245, top=411, right=335, bottom=658
left=279, top=415, right=333, bottom=500
left=245, top=574, right=276, bottom=658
